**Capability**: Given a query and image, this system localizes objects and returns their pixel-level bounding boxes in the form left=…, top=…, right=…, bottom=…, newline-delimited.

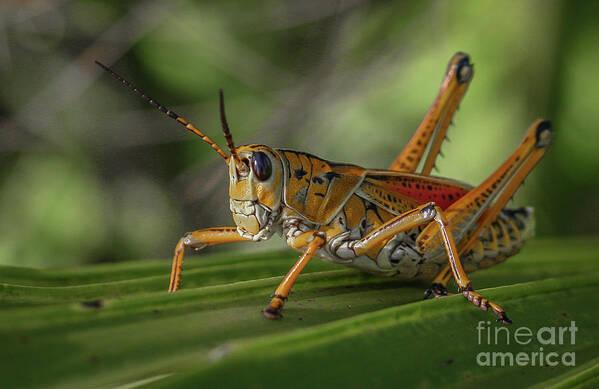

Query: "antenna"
left=94, top=60, right=229, bottom=161
left=219, top=89, right=241, bottom=166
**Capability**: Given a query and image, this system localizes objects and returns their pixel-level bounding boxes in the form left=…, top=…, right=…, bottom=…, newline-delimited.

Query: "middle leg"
left=263, top=231, right=325, bottom=319
left=423, top=265, right=453, bottom=299
left=350, top=203, right=511, bottom=323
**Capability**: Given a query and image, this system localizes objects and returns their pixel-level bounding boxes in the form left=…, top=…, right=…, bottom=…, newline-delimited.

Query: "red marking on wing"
left=366, top=175, right=470, bottom=210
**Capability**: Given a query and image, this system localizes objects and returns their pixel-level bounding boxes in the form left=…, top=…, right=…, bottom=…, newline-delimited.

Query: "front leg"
left=263, top=231, right=325, bottom=319
left=168, top=227, right=251, bottom=292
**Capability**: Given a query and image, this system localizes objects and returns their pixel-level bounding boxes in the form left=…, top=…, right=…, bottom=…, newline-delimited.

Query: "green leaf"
left=0, top=237, right=598, bottom=389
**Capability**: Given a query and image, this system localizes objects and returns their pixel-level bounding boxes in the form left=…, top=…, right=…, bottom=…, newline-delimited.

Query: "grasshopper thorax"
left=228, top=144, right=284, bottom=241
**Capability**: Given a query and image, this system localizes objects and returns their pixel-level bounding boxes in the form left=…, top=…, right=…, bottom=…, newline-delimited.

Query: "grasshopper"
left=95, top=52, right=552, bottom=324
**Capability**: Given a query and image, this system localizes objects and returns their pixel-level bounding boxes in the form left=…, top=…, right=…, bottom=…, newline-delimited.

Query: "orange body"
left=96, top=52, right=551, bottom=324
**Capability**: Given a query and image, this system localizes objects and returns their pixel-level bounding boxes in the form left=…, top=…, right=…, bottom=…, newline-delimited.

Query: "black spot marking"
left=294, top=169, right=307, bottom=179
left=323, top=172, right=341, bottom=181
left=312, top=177, right=324, bottom=184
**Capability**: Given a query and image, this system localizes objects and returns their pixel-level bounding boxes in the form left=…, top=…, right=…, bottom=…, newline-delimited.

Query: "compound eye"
left=251, top=151, right=272, bottom=181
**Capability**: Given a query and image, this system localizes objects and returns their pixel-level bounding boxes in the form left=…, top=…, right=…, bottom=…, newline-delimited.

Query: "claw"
left=423, top=283, right=448, bottom=300
left=263, top=294, right=285, bottom=319
left=262, top=306, right=282, bottom=320
left=423, top=288, right=432, bottom=300
left=496, top=312, right=513, bottom=325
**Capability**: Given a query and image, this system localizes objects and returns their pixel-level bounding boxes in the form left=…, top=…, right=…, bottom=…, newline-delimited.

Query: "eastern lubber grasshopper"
left=95, top=52, right=552, bottom=324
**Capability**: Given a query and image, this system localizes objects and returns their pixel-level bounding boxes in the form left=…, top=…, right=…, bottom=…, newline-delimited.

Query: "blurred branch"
left=266, top=0, right=367, bottom=30
left=1, top=0, right=70, bottom=26
left=170, top=5, right=296, bottom=91
left=7, top=0, right=176, bottom=150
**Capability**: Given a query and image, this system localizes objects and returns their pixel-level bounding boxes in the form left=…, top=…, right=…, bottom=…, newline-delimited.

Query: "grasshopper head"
left=93, top=63, right=286, bottom=240
left=227, top=144, right=284, bottom=240
left=212, top=91, right=283, bottom=240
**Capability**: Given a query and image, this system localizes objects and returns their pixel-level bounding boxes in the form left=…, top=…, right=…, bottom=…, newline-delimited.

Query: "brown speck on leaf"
left=561, top=312, right=570, bottom=318
left=81, top=300, right=104, bottom=309
left=441, top=359, right=454, bottom=367
left=18, top=335, right=30, bottom=345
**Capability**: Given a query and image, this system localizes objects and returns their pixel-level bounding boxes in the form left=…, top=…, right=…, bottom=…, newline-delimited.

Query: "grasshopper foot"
left=423, top=283, right=449, bottom=299
left=262, top=306, right=282, bottom=319
left=496, top=311, right=512, bottom=325
left=263, top=294, right=285, bottom=319
left=462, top=289, right=512, bottom=325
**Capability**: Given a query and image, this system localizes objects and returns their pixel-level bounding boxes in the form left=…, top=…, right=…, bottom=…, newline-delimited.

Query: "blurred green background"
left=1, top=0, right=597, bottom=269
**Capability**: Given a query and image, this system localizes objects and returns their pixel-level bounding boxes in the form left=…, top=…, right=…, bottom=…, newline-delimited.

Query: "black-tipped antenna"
left=219, top=89, right=241, bottom=166
left=94, top=60, right=229, bottom=161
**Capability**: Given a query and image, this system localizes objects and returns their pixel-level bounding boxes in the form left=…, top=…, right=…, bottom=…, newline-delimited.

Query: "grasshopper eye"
left=252, top=151, right=272, bottom=181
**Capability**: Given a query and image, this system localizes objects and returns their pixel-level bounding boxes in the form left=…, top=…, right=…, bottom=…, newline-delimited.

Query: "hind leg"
left=418, top=120, right=553, bottom=321
left=418, top=119, right=552, bottom=254
left=396, top=53, right=473, bottom=292
left=457, top=122, right=551, bottom=255
left=390, top=52, right=473, bottom=174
